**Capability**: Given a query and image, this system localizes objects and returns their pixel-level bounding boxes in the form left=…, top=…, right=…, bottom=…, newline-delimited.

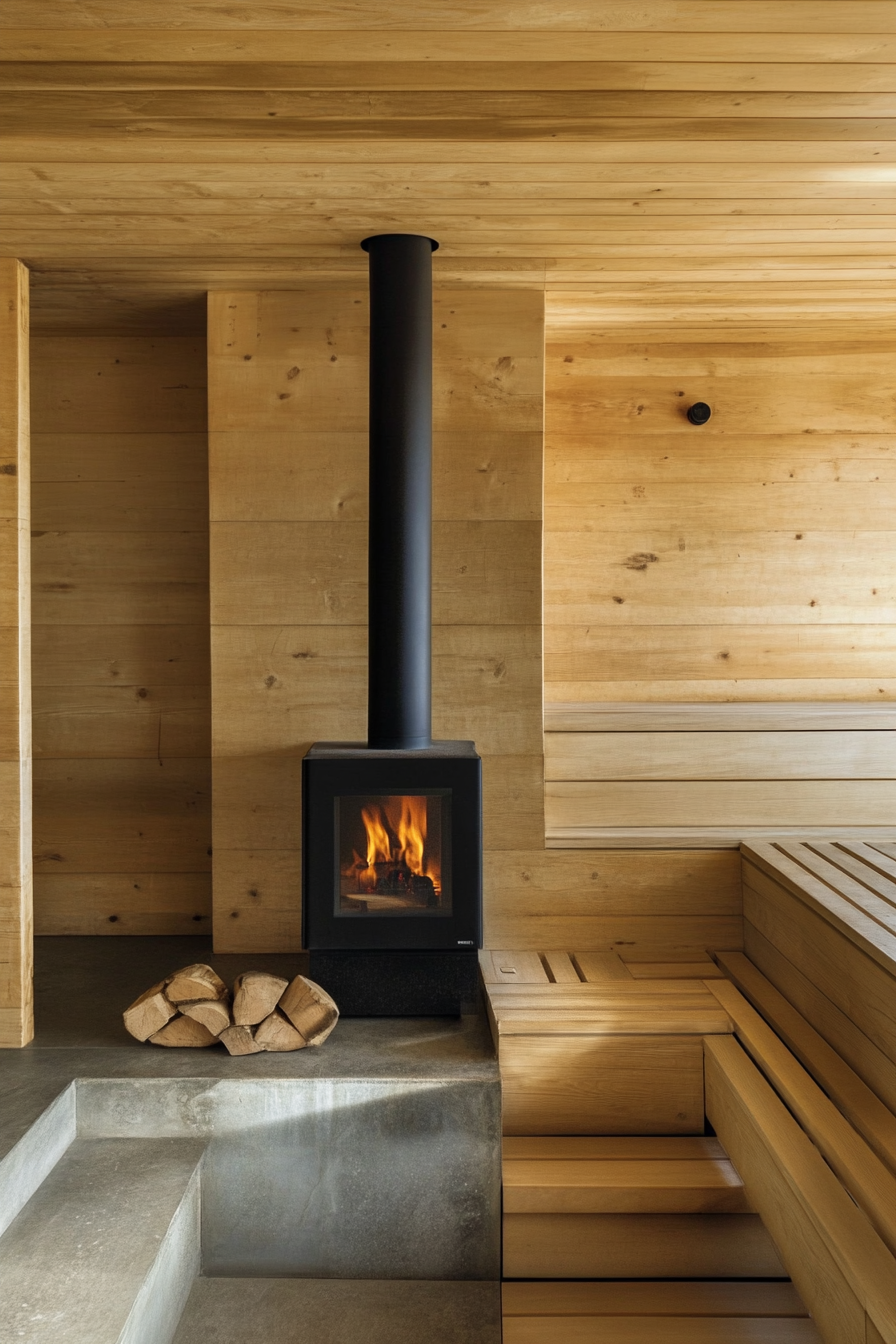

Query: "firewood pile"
left=122, top=964, right=339, bottom=1054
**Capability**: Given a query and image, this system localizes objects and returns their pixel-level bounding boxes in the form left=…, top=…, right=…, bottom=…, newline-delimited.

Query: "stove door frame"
left=302, top=749, right=482, bottom=951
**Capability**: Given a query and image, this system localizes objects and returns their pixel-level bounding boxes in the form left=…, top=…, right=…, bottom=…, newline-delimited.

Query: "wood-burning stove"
left=302, top=234, right=483, bottom=1015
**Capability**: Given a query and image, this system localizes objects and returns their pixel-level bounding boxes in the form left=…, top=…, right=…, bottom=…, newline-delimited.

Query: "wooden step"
left=503, top=1213, right=786, bottom=1280
left=504, top=1137, right=751, bottom=1214
left=504, top=1314, right=821, bottom=1342
left=502, top=1138, right=784, bottom=1280
left=503, top=1281, right=821, bottom=1343
left=486, top=974, right=733, bottom=1135
left=505, top=1274, right=822, bottom=1338
left=503, top=1282, right=811, bottom=1318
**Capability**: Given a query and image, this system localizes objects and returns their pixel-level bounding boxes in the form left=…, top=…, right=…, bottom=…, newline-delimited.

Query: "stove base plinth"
left=307, top=949, right=480, bottom=1017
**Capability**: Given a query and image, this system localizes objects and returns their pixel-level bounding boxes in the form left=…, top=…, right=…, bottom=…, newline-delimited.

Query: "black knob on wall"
left=686, top=401, right=712, bottom=425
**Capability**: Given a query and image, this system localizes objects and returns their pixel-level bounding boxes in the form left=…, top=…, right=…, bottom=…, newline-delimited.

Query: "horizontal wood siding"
left=545, top=704, right=896, bottom=848
left=544, top=319, right=896, bottom=846
left=30, top=334, right=212, bottom=934
left=208, top=287, right=741, bottom=953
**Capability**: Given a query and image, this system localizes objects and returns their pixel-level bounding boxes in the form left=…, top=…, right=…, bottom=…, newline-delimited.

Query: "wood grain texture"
left=2, top=0, right=895, bottom=330
left=498, top=1034, right=706, bottom=1136
left=716, top=950, right=896, bottom=1177
left=546, top=730, right=896, bottom=782
left=547, top=780, right=896, bottom=829
left=744, top=843, right=896, bottom=968
left=744, top=865, right=896, bottom=1064
left=209, top=284, right=549, bottom=950
left=501, top=1280, right=808, bottom=1317
left=743, top=922, right=896, bottom=1118
left=503, top=1156, right=750, bottom=1214
left=543, top=312, right=896, bottom=867
left=30, top=335, right=211, bottom=938
left=1, top=6, right=893, bottom=33
left=0, top=258, right=32, bottom=1047
left=706, top=978, right=896, bottom=1256
left=503, top=1211, right=784, bottom=1280
left=546, top=703, right=896, bottom=731
left=501, top=1311, right=820, bottom=1342
left=705, top=1035, right=896, bottom=1344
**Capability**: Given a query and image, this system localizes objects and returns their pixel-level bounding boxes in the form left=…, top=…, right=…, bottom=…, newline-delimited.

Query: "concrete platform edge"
left=0, top=1082, right=75, bottom=1238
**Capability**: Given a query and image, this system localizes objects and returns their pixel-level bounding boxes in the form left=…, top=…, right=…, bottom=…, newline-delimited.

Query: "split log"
left=166, top=963, right=229, bottom=1004
left=279, top=976, right=339, bottom=1046
left=149, top=1014, right=217, bottom=1048
left=181, top=996, right=232, bottom=1037
left=255, top=1008, right=306, bottom=1053
left=220, top=1023, right=265, bottom=1056
left=123, top=980, right=177, bottom=1042
left=233, top=971, right=289, bottom=1026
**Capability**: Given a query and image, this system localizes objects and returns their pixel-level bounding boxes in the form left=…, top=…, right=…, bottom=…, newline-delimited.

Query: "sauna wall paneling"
left=0, top=258, right=32, bottom=1046
left=30, top=335, right=212, bottom=935
left=207, top=286, right=739, bottom=953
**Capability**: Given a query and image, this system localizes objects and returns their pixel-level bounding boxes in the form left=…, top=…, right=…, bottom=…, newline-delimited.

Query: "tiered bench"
left=482, top=848, right=896, bottom=1344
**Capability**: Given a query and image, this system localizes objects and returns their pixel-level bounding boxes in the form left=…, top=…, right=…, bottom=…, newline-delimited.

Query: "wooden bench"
left=481, top=950, right=732, bottom=1135
left=741, top=839, right=896, bottom=1109
left=703, top=968, right=896, bottom=1344
left=483, top=941, right=896, bottom=1341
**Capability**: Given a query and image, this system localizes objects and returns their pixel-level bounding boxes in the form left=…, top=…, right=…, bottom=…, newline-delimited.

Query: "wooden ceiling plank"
left=3, top=90, right=895, bottom=121
left=1, top=3, right=894, bottom=34
left=4, top=30, right=896, bottom=62
left=5, top=162, right=894, bottom=184
left=7, top=136, right=896, bottom=162
left=2, top=61, right=896, bottom=94
left=9, top=199, right=896, bottom=223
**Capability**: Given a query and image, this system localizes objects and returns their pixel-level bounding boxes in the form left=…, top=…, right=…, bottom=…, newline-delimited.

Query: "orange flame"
left=350, top=795, right=439, bottom=893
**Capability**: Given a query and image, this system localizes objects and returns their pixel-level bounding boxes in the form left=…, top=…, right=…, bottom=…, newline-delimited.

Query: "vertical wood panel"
left=0, top=257, right=32, bottom=1047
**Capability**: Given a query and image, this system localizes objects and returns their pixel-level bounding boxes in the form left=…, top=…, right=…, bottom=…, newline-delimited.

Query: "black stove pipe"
left=362, top=233, right=438, bottom=751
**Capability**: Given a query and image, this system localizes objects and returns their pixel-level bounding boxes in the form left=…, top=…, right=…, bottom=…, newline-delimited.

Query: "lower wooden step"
left=502, top=1137, right=783, bottom=1278
left=503, top=1211, right=785, bottom=1279
left=503, top=1281, right=821, bottom=1343
left=503, top=1282, right=810, bottom=1317
left=504, top=1136, right=750, bottom=1214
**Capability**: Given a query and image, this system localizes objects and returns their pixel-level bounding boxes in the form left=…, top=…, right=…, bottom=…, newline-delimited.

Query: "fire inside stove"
left=336, top=792, right=451, bottom=916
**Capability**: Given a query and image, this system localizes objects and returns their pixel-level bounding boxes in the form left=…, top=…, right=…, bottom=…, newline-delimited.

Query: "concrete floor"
left=173, top=1279, right=501, bottom=1344
left=1, top=938, right=502, bottom=1286
left=2, top=937, right=498, bottom=1165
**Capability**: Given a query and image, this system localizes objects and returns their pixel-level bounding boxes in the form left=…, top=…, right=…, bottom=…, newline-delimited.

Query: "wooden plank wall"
left=30, top=333, right=212, bottom=934
left=0, top=259, right=32, bottom=1046
left=544, top=319, right=896, bottom=844
left=208, top=286, right=741, bottom=955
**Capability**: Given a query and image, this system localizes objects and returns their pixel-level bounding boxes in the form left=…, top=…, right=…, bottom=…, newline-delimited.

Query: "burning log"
left=123, top=967, right=339, bottom=1052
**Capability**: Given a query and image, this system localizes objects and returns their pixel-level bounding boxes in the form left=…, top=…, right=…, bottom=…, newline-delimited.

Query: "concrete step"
left=503, top=1281, right=822, bottom=1343
left=0, top=1082, right=76, bottom=1239
left=0, top=1136, right=205, bottom=1344
left=172, top=1279, right=501, bottom=1344
left=502, top=1138, right=785, bottom=1279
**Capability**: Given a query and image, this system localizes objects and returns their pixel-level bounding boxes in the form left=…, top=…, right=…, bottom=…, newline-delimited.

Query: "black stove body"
left=301, top=233, right=483, bottom=1015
